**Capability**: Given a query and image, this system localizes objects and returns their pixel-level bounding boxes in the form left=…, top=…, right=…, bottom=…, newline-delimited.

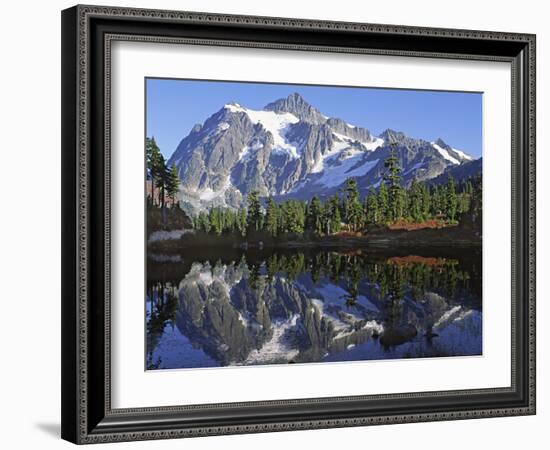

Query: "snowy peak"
left=264, top=92, right=326, bottom=124
left=167, top=94, right=477, bottom=212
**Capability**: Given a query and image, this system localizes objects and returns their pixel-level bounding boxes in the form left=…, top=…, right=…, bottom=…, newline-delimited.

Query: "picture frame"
left=61, top=4, right=536, bottom=444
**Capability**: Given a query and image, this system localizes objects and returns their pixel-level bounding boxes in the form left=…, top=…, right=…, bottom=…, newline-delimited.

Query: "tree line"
left=192, top=147, right=482, bottom=238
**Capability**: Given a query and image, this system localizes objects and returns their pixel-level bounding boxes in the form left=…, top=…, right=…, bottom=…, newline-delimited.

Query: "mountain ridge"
left=166, top=93, right=478, bottom=211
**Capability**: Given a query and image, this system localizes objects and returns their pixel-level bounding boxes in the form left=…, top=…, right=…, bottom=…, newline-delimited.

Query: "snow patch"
left=451, top=147, right=473, bottom=161
left=224, top=103, right=300, bottom=158
left=333, top=132, right=383, bottom=152
left=315, top=156, right=379, bottom=188
left=238, top=140, right=264, bottom=162
left=432, top=142, right=460, bottom=165
left=362, top=137, right=385, bottom=151
left=309, top=133, right=380, bottom=183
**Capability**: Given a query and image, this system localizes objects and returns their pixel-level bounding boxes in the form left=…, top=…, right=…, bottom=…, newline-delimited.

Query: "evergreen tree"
left=153, top=153, right=168, bottom=209
left=365, top=186, right=379, bottom=224
left=421, top=183, right=431, bottom=219
left=307, top=196, right=323, bottom=234
left=209, top=207, right=223, bottom=235
left=323, top=194, right=341, bottom=234
left=166, top=164, right=180, bottom=207
left=431, top=184, right=446, bottom=217
left=468, top=175, right=482, bottom=229
left=282, top=200, right=305, bottom=234
left=408, top=178, right=424, bottom=222
left=377, top=182, right=389, bottom=223
left=344, top=179, right=364, bottom=231
left=265, top=197, right=279, bottom=237
left=246, top=191, right=262, bottom=233
left=197, top=211, right=210, bottom=233
left=446, top=175, right=458, bottom=221
left=383, top=144, right=403, bottom=221
left=237, top=208, right=247, bottom=236
left=146, top=137, right=162, bottom=205
left=331, top=204, right=342, bottom=234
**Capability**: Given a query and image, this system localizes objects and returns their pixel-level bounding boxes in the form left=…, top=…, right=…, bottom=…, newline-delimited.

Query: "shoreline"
left=147, top=226, right=481, bottom=253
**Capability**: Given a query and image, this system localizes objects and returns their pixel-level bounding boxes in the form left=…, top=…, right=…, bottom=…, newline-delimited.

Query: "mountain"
left=167, top=93, right=477, bottom=211
left=429, top=157, right=482, bottom=185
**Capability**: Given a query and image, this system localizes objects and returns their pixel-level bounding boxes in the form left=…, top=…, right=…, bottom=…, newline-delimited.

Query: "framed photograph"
left=61, top=4, right=536, bottom=444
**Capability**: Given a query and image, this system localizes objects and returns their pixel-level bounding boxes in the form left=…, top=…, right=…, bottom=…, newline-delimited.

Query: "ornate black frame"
left=61, top=4, right=536, bottom=444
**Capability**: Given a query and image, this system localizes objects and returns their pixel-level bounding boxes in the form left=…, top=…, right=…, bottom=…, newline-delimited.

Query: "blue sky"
left=146, top=78, right=482, bottom=159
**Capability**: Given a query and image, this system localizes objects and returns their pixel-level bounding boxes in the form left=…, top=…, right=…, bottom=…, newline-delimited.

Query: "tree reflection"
left=146, top=248, right=482, bottom=368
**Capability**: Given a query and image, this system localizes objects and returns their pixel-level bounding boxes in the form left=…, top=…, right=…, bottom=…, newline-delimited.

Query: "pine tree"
left=237, top=207, right=247, bottom=236
left=344, top=179, right=364, bottom=231
left=146, top=137, right=162, bottom=205
left=377, top=182, right=389, bottom=223
left=323, top=194, right=341, bottom=234
left=209, top=207, right=223, bottom=236
left=469, top=175, right=482, bottom=229
left=197, top=211, right=210, bottom=233
left=421, top=183, right=431, bottom=219
left=431, top=184, right=446, bottom=217
left=166, top=164, right=180, bottom=207
left=446, top=175, right=458, bottom=221
left=365, top=186, right=379, bottom=224
left=246, top=191, right=262, bottom=233
left=153, top=153, right=168, bottom=209
left=383, top=144, right=403, bottom=221
left=265, top=197, right=279, bottom=237
left=332, top=205, right=342, bottom=233
left=409, top=178, right=423, bottom=222
left=307, top=196, right=323, bottom=235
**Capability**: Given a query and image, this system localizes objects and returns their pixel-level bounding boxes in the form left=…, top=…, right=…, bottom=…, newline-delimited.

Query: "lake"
left=146, top=246, right=482, bottom=370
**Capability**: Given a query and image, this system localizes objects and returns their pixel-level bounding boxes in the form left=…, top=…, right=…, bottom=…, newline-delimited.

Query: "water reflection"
left=146, top=249, right=482, bottom=370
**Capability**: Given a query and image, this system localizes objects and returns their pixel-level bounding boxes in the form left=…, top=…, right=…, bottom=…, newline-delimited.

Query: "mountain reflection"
left=146, top=249, right=482, bottom=370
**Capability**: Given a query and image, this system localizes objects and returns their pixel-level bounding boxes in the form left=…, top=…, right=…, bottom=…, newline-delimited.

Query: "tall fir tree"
left=408, top=178, right=423, bottom=222
left=265, top=197, right=279, bottom=237
left=421, top=183, right=431, bottom=219
left=446, top=175, right=458, bottom=221
left=365, top=186, right=379, bottom=224
left=383, top=144, right=403, bottom=221
left=237, top=207, right=248, bottom=236
left=145, top=137, right=162, bottom=205
left=246, top=191, right=262, bottom=233
left=344, top=179, right=364, bottom=231
left=166, top=164, right=180, bottom=207
left=323, top=194, right=341, bottom=234
left=307, top=196, right=323, bottom=234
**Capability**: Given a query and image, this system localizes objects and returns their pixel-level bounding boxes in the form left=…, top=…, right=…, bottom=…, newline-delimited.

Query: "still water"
left=146, top=247, right=482, bottom=370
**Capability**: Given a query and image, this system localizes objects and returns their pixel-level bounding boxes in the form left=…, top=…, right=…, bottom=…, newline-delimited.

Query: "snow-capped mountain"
left=167, top=93, right=476, bottom=210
